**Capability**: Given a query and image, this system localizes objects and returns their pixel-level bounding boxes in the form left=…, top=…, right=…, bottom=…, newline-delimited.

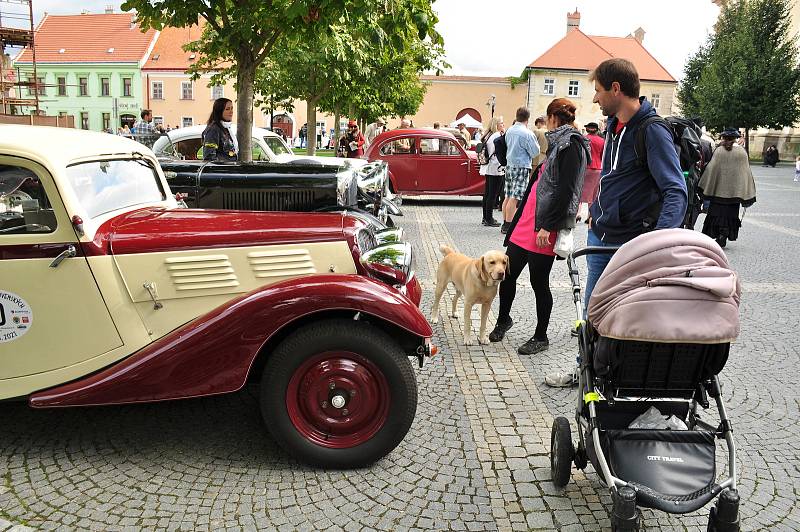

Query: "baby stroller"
left=551, top=228, right=741, bottom=531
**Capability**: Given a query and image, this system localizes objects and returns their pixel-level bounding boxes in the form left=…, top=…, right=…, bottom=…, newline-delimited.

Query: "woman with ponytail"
left=489, top=98, right=590, bottom=356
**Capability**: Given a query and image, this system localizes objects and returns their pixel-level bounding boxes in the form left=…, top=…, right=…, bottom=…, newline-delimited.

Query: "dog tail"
left=439, top=244, right=455, bottom=256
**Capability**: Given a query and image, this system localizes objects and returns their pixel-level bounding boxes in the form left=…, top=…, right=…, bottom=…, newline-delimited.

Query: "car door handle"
left=49, top=245, right=76, bottom=268
left=460, top=162, right=469, bottom=166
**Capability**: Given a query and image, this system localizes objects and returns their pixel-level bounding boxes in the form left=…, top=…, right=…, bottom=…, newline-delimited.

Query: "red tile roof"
left=16, top=13, right=157, bottom=64
left=142, top=23, right=205, bottom=71
left=528, top=29, right=675, bottom=83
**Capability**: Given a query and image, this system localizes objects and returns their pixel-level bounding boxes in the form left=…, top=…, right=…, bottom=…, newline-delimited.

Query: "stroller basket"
left=605, top=429, right=719, bottom=513
left=594, top=337, right=730, bottom=397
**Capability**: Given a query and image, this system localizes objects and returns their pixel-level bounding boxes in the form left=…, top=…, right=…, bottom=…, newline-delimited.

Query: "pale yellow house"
left=524, top=10, right=677, bottom=130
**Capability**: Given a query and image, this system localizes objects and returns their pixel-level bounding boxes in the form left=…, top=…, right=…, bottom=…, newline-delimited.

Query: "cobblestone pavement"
left=1, top=164, right=799, bottom=531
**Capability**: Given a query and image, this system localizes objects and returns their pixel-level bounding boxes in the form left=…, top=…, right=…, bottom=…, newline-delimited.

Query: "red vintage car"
left=0, top=126, right=433, bottom=469
left=364, top=129, right=485, bottom=196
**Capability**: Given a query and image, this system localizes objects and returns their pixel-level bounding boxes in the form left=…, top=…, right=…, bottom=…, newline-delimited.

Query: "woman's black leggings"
left=482, top=174, right=503, bottom=221
left=498, top=242, right=556, bottom=340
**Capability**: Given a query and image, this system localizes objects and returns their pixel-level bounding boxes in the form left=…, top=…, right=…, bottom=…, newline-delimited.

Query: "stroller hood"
left=588, top=228, right=740, bottom=343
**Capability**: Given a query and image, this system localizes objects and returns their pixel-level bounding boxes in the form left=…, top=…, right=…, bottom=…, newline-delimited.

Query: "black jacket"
left=202, top=122, right=237, bottom=162
left=504, top=137, right=586, bottom=248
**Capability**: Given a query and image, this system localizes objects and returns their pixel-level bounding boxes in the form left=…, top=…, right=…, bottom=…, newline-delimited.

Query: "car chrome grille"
left=165, top=254, right=240, bottom=291
left=222, top=190, right=316, bottom=211
left=247, top=249, right=316, bottom=279
left=356, top=228, right=378, bottom=253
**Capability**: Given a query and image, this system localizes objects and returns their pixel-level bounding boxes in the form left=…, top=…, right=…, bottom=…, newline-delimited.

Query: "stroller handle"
left=568, top=246, right=620, bottom=261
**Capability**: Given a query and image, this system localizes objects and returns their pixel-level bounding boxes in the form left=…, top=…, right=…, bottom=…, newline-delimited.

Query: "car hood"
left=91, top=207, right=347, bottom=255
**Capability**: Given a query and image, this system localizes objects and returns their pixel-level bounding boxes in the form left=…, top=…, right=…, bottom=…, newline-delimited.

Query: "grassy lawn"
left=292, top=148, right=336, bottom=157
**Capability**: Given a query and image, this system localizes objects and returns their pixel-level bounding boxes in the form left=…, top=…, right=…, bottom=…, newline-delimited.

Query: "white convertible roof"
left=0, top=125, right=155, bottom=169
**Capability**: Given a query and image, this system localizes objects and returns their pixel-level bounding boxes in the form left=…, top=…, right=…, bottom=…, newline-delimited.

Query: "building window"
left=568, top=80, right=580, bottom=97
left=153, top=116, right=164, bottom=127
left=543, top=78, right=555, bottom=95
left=181, top=81, right=193, bottom=100
left=211, top=85, right=223, bottom=99
left=151, top=81, right=163, bottom=100
left=651, top=93, right=661, bottom=110
left=123, top=77, right=132, bottom=97
left=79, top=77, right=88, bottom=96
left=100, top=77, right=110, bottom=96
left=102, top=113, right=111, bottom=130
left=182, top=116, right=193, bottom=128
left=57, top=76, right=66, bottom=96
left=35, top=77, right=45, bottom=96
left=80, top=112, right=89, bottom=130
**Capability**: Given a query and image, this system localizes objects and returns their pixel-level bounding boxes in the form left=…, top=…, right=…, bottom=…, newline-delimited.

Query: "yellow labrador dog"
left=431, top=245, right=509, bottom=345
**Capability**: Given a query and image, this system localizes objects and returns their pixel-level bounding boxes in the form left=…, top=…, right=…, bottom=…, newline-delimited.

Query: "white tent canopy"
left=449, top=114, right=482, bottom=129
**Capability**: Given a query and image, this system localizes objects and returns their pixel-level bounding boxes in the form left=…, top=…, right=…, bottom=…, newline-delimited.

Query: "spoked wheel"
left=551, top=416, right=575, bottom=487
left=260, top=319, right=417, bottom=468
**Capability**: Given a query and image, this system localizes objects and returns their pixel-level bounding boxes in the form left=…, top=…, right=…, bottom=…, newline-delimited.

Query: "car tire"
left=260, top=319, right=417, bottom=468
left=551, top=416, right=574, bottom=487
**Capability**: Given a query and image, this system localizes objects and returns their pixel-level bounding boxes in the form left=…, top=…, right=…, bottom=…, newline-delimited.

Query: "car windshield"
left=264, top=136, right=292, bottom=156
left=65, top=159, right=166, bottom=218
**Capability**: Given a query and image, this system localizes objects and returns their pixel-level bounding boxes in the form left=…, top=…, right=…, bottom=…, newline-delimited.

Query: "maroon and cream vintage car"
left=0, top=126, right=433, bottom=468
left=364, top=128, right=485, bottom=196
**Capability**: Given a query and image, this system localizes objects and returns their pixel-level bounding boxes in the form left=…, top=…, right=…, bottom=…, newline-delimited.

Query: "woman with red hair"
left=489, top=98, right=590, bottom=356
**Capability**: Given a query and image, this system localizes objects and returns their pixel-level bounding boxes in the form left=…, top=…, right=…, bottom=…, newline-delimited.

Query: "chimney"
left=105, top=5, right=113, bottom=14
left=130, top=13, right=137, bottom=29
left=633, top=27, right=645, bottom=44
left=567, top=9, right=581, bottom=33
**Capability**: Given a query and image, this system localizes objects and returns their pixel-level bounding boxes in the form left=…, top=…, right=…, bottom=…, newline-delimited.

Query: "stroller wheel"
left=550, top=416, right=574, bottom=487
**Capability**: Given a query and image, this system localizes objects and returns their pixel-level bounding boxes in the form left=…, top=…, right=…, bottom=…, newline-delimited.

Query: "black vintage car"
left=153, top=130, right=401, bottom=226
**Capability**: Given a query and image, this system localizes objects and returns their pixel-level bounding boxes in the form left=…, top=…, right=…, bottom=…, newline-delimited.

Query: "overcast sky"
left=8, top=0, right=720, bottom=80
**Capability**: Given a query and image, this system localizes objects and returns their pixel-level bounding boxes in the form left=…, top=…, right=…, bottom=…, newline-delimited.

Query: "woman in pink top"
left=489, top=98, right=590, bottom=356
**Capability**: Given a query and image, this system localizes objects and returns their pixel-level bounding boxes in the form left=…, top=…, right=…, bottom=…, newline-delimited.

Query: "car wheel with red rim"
left=260, top=319, right=417, bottom=468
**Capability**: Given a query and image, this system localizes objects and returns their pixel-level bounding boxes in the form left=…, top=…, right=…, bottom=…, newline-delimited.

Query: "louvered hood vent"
left=165, top=254, right=239, bottom=291
left=248, top=249, right=316, bottom=279
left=223, top=190, right=316, bottom=211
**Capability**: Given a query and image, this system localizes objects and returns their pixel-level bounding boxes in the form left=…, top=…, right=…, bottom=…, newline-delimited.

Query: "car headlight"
left=355, top=162, right=386, bottom=195
left=360, top=242, right=412, bottom=285
left=374, top=227, right=404, bottom=244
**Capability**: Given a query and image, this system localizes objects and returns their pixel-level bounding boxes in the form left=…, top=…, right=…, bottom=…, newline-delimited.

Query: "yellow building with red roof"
left=523, top=9, right=677, bottom=130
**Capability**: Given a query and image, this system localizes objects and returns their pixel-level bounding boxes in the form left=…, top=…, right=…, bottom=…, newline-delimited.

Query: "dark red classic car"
left=364, top=129, right=486, bottom=196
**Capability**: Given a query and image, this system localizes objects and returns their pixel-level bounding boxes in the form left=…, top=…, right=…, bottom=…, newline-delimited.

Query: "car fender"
left=29, top=274, right=431, bottom=408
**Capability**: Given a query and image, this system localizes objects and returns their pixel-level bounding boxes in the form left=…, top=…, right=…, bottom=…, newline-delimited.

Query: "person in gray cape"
left=697, top=128, right=757, bottom=247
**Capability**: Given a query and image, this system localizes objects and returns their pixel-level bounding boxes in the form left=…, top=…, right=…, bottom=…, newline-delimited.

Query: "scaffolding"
left=0, top=0, right=38, bottom=115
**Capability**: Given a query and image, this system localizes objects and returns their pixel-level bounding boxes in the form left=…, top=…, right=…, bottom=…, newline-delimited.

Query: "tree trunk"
left=236, top=54, right=256, bottom=163
left=744, top=127, right=750, bottom=157
left=307, top=100, right=317, bottom=155
left=333, top=110, right=341, bottom=154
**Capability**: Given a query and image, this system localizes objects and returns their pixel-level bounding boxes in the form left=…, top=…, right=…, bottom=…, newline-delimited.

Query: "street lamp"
left=486, top=94, right=496, bottom=119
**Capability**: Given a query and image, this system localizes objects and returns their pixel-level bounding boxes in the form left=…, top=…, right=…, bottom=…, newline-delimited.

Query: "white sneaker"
left=545, top=371, right=577, bottom=387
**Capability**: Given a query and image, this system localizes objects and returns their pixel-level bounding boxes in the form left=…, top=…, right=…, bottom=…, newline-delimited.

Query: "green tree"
left=676, top=39, right=711, bottom=119
left=258, top=0, right=444, bottom=154
left=679, top=0, right=800, bottom=152
left=122, top=0, right=372, bottom=161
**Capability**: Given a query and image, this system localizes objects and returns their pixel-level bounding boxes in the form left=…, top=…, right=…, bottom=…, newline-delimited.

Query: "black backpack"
left=634, top=115, right=705, bottom=229
left=493, top=133, right=508, bottom=167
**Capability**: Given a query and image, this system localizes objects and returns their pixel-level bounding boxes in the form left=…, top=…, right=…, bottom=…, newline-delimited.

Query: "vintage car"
left=154, top=126, right=399, bottom=226
left=364, top=128, right=485, bottom=196
left=0, top=125, right=433, bottom=468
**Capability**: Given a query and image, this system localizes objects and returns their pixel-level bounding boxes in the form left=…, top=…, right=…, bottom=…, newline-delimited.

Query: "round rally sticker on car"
left=0, top=290, right=33, bottom=343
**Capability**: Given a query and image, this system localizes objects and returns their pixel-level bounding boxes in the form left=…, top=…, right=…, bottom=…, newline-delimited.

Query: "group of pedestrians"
left=477, top=58, right=692, bottom=387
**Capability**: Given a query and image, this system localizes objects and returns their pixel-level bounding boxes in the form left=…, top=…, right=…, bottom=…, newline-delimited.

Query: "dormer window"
left=58, top=48, right=65, bottom=54
left=107, top=47, right=114, bottom=53
left=152, top=54, right=160, bottom=61
left=189, top=53, right=196, bottom=60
